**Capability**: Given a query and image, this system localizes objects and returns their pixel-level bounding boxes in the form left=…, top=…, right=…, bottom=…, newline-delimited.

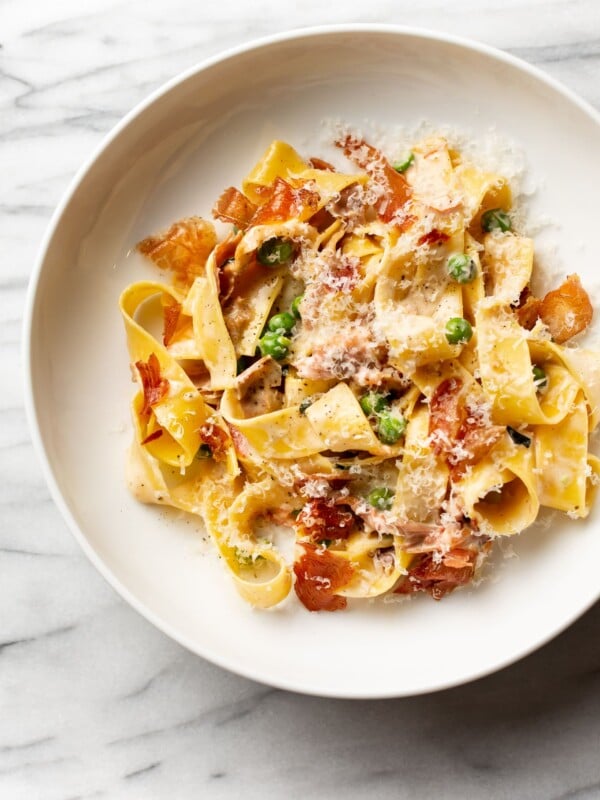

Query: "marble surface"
left=3, top=1, right=600, bottom=797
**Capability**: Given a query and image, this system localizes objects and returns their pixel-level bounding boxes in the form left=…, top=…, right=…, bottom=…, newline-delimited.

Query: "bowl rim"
left=23, top=23, right=600, bottom=699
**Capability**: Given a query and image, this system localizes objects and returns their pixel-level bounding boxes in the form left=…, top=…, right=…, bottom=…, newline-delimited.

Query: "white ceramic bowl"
left=25, top=26, right=600, bottom=698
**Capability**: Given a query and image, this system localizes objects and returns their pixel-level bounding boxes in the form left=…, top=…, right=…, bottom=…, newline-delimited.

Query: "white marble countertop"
left=3, top=1, right=600, bottom=797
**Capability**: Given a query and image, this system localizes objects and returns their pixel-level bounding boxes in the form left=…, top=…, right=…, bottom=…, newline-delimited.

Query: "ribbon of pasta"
left=203, top=476, right=292, bottom=608
left=120, top=281, right=213, bottom=467
left=409, top=137, right=463, bottom=214
left=127, top=441, right=290, bottom=608
left=335, top=533, right=413, bottom=599
left=181, top=252, right=237, bottom=389
left=534, top=391, right=593, bottom=516
left=305, top=382, right=400, bottom=456
left=460, top=231, right=485, bottom=324
left=221, top=387, right=324, bottom=459
left=454, top=161, right=511, bottom=229
left=393, top=406, right=449, bottom=523
left=374, top=233, right=465, bottom=370
left=476, top=300, right=581, bottom=426
left=455, top=434, right=539, bottom=536
left=223, top=381, right=402, bottom=460
left=529, top=340, right=600, bottom=432
left=482, top=232, right=534, bottom=305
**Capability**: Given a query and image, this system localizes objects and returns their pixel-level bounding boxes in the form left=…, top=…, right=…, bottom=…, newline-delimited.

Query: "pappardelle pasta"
left=120, top=133, right=600, bottom=611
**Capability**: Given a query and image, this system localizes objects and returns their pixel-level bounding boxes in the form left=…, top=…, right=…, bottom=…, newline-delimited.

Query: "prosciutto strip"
left=294, top=543, right=354, bottom=611
left=515, top=275, right=592, bottom=342
left=135, top=353, right=169, bottom=416
left=335, top=135, right=413, bottom=228
left=199, top=421, right=230, bottom=462
left=539, top=274, right=593, bottom=343
left=295, top=499, right=355, bottom=543
left=250, top=177, right=319, bottom=226
left=395, top=549, right=477, bottom=600
left=141, top=429, right=163, bottom=445
left=162, top=299, right=181, bottom=346
left=212, top=187, right=257, bottom=230
left=137, top=216, right=215, bottom=285
left=429, top=378, right=504, bottom=478
left=417, top=229, right=449, bottom=247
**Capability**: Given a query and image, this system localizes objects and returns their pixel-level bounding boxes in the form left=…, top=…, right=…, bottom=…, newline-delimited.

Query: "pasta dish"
left=119, top=133, right=600, bottom=611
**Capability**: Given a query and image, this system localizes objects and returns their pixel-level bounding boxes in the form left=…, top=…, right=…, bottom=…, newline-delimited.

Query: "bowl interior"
left=28, top=28, right=600, bottom=697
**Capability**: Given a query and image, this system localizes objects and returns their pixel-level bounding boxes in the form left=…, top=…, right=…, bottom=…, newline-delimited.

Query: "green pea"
left=445, top=317, right=473, bottom=345
left=268, top=311, right=296, bottom=334
left=367, top=487, right=394, bottom=511
left=532, top=365, right=548, bottom=391
left=360, top=392, right=390, bottom=417
left=195, top=444, right=212, bottom=459
left=291, top=294, right=304, bottom=319
left=393, top=152, right=414, bottom=173
left=376, top=412, right=407, bottom=444
left=258, top=331, right=291, bottom=360
left=481, top=208, right=512, bottom=233
left=447, top=253, right=476, bottom=284
left=257, top=237, right=294, bottom=266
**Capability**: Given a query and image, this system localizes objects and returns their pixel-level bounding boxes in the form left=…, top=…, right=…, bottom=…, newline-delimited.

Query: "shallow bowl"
left=25, top=25, right=600, bottom=698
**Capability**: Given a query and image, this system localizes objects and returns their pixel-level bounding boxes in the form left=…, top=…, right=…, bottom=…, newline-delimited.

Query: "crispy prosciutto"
left=250, top=177, right=319, bottom=226
left=514, top=287, right=542, bottom=330
left=459, top=425, right=505, bottom=471
left=135, top=353, right=169, bottom=416
left=214, top=230, right=243, bottom=273
left=322, top=254, right=361, bottom=293
left=228, top=425, right=253, bottom=460
left=417, top=229, right=450, bottom=247
left=141, top=429, right=163, bottom=445
left=395, top=548, right=477, bottom=600
left=295, top=499, right=355, bottom=543
left=429, top=378, right=504, bottom=478
left=198, top=421, right=230, bottom=462
left=220, top=258, right=265, bottom=312
left=214, top=231, right=245, bottom=303
left=308, top=156, right=336, bottom=171
left=162, top=298, right=181, bottom=346
left=294, top=543, right=354, bottom=611
left=308, top=206, right=337, bottom=231
left=429, top=378, right=465, bottom=447
left=539, top=274, right=593, bottom=343
left=514, top=275, right=592, bottom=342
left=212, top=187, right=257, bottom=230
left=137, top=216, right=216, bottom=285
left=335, top=135, right=413, bottom=228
